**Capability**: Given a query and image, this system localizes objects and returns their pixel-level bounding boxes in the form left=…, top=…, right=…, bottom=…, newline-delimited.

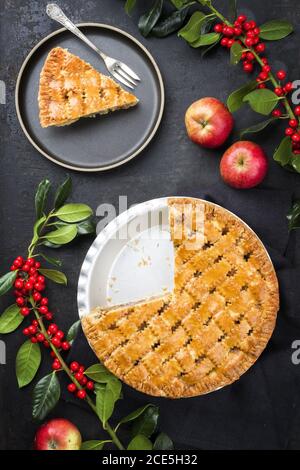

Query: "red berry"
left=261, top=57, right=268, bottom=65
left=31, top=337, right=38, bottom=343
left=246, top=30, right=255, bottom=38
left=77, top=390, right=86, bottom=400
left=262, top=65, right=271, bottom=73
left=11, top=265, right=18, bottom=271
left=79, top=376, right=88, bottom=386
left=50, top=351, right=56, bottom=358
left=67, top=383, right=77, bottom=393
left=37, top=275, right=45, bottom=284
left=258, top=83, right=266, bottom=89
left=253, top=27, right=260, bottom=35
left=289, top=119, right=298, bottom=128
left=45, top=312, right=53, bottom=321
left=246, top=52, right=255, bottom=61
left=29, top=267, right=37, bottom=276
left=284, top=82, right=293, bottom=92
left=223, top=26, right=234, bottom=37
left=249, top=20, right=256, bottom=29
left=237, top=15, right=247, bottom=23
left=78, top=366, right=85, bottom=373
left=33, top=292, right=42, bottom=302
left=292, top=133, right=300, bottom=143
left=27, top=258, right=35, bottom=267
left=274, top=87, right=283, bottom=96
left=22, top=263, right=30, bottom=272
left=34, top=282, right=45, bottom=292
left=227, top=39, right=235, bottom=48
left=36, top=333, right=45, bottom=343
left=70, top=361, right=79, bottom=372
left=245, top=38, right=253, bottom=47
left=61, top=341, right=70, bottom=351
left=252, top=36, right=260, bottom=45
left=52, top=360, right=61, bottom=370
left=32, top=319, right=38, bottom=327
left=23, top=328, right=30, bottom=336
left=35, top=261, right=41, bottom=269
left=40, top=297, right=48, bottom=306
left=13, top=259, right=23, bottom=268
left=16, top=297, right=25, bottom=307
left=55, top=330, right=64, bottom=340
left=221, top=37, right=229, bottom=47
left=51, top=337, right=61, bottom=348
left=243, top=21, right=252, bottom=31
left=86, top=381, right=94, bottom=391
left=241, top=52, right=247, bottom=60
left=277, top=70, right=286, bottom=80
left=259, top=72, right=268, bottom=81
left=294, top=106, right=300, bottom=116
left=28, top=325, right=37, bottom=335
left=39, top=306, right=48, bottom=315
left=214, top=23, right=223, bottom=33
left=43, top=340, right=50, bottom=348
left=233, top=27, right=242, bottom=36
left=48, top=324, right=58, bottom=335
left=74, top=372, right=83, bottom=381
left=14, top=279, right=23, bottom=289
left=294, top=150, right=300, bottom=155
left=243, top=62, right=253, bottom=73
left=24, top=281, right=34, bottom=291
left=20, top=307, right=30, bottom=316
left=255, top=43, right=265, bottom=53
left=285, top=127, right=294, bottom=136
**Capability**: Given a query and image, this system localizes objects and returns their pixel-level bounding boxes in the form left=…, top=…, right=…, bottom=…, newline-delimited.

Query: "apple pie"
left=38, top=47, right=138, bottom=128
left=82, top=198, right=279, bottom=398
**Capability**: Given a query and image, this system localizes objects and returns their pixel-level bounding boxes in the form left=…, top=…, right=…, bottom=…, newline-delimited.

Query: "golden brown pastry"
left=82, top=198, right=279, bottom=398
left=38, top=47, right=138, bottom=128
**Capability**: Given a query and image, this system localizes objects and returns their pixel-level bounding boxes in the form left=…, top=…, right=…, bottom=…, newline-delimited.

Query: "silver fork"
left=46, top=3, right=140, bottom=89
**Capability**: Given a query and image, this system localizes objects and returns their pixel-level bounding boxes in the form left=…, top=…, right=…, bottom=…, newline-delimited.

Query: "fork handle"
left=46, top=4, right=107, bottom=59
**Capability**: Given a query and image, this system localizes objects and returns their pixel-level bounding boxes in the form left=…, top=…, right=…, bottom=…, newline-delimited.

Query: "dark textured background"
left=1, top=0, right=300, bottom=450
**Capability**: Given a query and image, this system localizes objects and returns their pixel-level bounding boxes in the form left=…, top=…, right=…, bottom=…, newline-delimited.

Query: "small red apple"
left=185, top=97, right=234, bottom=148
left=34, top=418, right=82, bottom=450
left=220, top=141, right=268, bottom=189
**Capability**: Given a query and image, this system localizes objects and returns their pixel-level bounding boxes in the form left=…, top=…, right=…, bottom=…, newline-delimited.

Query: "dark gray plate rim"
left=15, top=23, right=165, bottom=172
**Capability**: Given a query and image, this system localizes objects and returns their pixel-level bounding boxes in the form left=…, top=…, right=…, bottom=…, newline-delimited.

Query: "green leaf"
left=81, top=440, right=108, bottom=450
left=125, top=0, right=136, bottom=15
left=128, top=435, right=153, bottom=450
left=55, top=203, right=93, bottom=223
left=0, top=271, right=17, bottom=297
left=259, top=19, right=293, bottom=41
left=227, top=80, right=257, bottom=113
left=76, top=218, right=96, bottom=236
left=39, top=253, right=62, bottom=267
left=85, top=364, right=115, bottom=383
left=96, top=385, right=115, bottom=424
left=54, top=176, right=72, bottom=210
left=44, top=225, right=78, bottom=245
left=31, top=216, right=46, bottom=246
left=38, top=268, right=67, bottom=285
left=239, top=117, right=277, bottom=138
left=243, top=89, right=279, bottom=115
left=198, top=0, right=212, bottom=6
left=291, top=155, right=300, bottom=173
left=201, top=38, right=220, bottom=56
left=191, top=32, right=220, bottom=47
left=273, top=136, right=292, bottom=166
left=230, top=41, right=243, bottom=65
left=170, top=0, right=195, bottom=7
left=116, top=404, right=153, bottom=431
left=32, top=372, right=60, bottom=420
left=35, top=179, right=51, bottom=220
left=178, top=11, right=205, bottom=42
left=16, top=340, right=41, bottom=388
left=138, top=0, right=163, bottom=37
left=153, top=432, right=174, bottom=450
left=106, top=378, right=122, bottom=401
left=152, top=6, right=190, bottom=38
left=66, top=320, right=81, bottom=344
left=0, top=304, right=24, bottom=334
left=228, top=0, right=237, bottom=22
left=131, top=405, right=159, bottom=438
left=287, top=200, right=300, bottom=230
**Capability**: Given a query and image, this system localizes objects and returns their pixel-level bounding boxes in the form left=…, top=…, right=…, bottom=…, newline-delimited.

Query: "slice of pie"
left=38, top=47, right=138, bottom=128
left=82, top=198, right=279, bottom=398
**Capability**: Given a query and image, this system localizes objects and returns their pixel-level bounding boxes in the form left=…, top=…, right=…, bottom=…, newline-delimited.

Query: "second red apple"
left=185, top=97, right=234, bottom=149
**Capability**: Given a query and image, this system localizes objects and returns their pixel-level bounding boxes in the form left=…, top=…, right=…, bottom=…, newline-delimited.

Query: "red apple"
left=34, top=418, right=82, bottom=450
left=220, top=141, right=268, bottom=189
left=185, top=97, right=234, bottom=148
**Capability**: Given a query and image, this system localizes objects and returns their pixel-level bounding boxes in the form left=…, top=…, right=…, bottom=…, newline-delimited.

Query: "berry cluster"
left=214, top=13, right=300, bottom=155
left=67, top=361, right=95, bottom=399
left=11, top=255, right=92, bottom=400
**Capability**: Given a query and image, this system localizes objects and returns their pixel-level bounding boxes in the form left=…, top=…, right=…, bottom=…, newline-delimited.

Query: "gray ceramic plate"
left=15, top=23, right=164, bottom=172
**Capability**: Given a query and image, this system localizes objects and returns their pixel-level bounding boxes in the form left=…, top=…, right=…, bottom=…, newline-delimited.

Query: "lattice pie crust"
left=38, top=47, right=138, bottom=128
left=82, top=198, right=279, bottom=398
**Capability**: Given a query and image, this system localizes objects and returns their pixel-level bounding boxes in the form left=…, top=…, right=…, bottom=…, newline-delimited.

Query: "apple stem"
left=31, top=300, right=125, bottom=450
left=203, top=1, right=296, bottom=121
